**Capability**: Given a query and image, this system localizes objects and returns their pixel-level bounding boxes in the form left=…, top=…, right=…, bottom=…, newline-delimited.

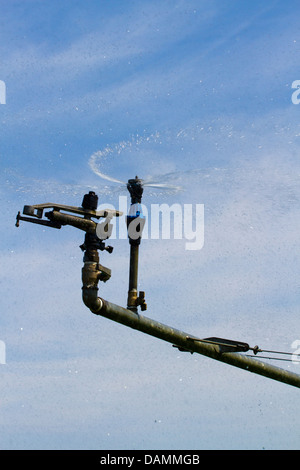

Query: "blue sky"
left=1, top=0, right=300, bottom=450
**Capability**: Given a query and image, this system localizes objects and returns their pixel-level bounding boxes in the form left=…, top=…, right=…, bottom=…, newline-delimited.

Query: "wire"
left=246, top=354, right=298, bottom=363
left=186, top=336, right=297, bottom=363
left=259, top=349, right=295, bottom=356
left=252, top=348, right=299, bottom=363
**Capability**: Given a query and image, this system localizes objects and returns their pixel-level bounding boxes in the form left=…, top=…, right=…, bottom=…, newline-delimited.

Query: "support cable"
left=246, top=355, right=298, bottom=363
left=186, top=336, right=298, bottom=363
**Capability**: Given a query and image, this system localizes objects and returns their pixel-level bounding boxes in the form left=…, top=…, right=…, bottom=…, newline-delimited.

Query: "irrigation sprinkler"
left=16, top=180, right=300, bottom=389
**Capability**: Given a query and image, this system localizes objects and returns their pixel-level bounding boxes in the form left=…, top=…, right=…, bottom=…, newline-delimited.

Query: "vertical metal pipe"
left=129, top=244, right=139, bottom=290
left=126, top=177, right=145, bottom=312
left=129, top=244, right=139, bottom=292
left=127, top=244, right=139, bottom=312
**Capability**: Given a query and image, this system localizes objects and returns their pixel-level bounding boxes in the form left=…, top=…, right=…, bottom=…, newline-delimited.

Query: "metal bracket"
left=185, top=336, right=261, bottom=355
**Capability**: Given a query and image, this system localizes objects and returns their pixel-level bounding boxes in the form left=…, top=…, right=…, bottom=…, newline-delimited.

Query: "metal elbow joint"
left=82, top=261, right=107, bottom=314
left=82, top=286, right=103, bottom=313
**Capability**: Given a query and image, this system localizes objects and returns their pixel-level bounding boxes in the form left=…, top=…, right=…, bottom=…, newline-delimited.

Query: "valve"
left=136, top=291, right=147, bottom=311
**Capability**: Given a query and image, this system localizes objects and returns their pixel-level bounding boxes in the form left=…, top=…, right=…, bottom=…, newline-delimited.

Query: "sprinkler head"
left=81, top=191, right=98, bottom=211
left=127, top=176, right=144, bottom=204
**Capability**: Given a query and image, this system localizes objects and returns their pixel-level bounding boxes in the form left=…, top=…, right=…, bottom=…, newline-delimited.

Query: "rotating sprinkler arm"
left=16, top=200, right=121, bottom=229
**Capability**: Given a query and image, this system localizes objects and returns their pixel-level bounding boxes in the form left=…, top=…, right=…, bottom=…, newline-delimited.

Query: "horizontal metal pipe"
left=93, top=298, right=300, bottom=389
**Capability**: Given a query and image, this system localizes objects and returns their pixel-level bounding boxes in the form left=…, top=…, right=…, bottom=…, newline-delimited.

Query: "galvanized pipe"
left=127, top=244, right=139, bottom=312
left=128, top=244, right=139, bottom=292
left=92, top=298, right=300, bottom=389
